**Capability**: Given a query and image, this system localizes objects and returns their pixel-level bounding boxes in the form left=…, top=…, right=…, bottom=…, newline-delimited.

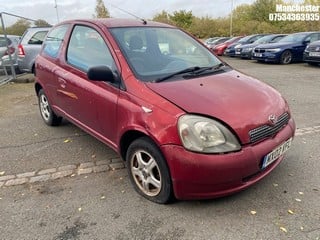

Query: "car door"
left=56, top=24, right=120, bottom=146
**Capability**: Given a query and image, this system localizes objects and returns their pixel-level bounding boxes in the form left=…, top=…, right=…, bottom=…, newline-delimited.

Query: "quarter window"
left=66, top=25, right=115, bottom=72
left=28, top=31, right=48, bottom=45
left=43, top=25, right=69, bottom=58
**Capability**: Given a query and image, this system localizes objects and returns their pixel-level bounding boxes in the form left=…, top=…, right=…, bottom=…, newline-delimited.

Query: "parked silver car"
left=17, top=27, right=51, bottom=73
left=0, top=35, right=20, bottom=73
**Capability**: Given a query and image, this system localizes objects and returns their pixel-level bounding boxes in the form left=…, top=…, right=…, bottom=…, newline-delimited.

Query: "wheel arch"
left=35, top=82, right=43, bottom=96
left=119, top=130, right=150, bottom=161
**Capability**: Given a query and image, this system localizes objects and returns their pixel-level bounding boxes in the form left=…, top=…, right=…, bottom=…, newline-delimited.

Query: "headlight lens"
left=178, top=115, right=241, bottom=153
left=266, top=48, right=281, bottom=52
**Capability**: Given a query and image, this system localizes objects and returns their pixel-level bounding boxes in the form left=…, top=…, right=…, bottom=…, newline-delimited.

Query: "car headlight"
left=266, top=48, right=281, bottom=52
left=243, top=47, right=253, bottom=52
left=178, top=115, right=241, bottom=153
left=304, top=46, right=310, bottom=52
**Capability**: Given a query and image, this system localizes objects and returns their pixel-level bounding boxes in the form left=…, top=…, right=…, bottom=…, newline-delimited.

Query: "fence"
left=0, top=12, right=36, bottom=86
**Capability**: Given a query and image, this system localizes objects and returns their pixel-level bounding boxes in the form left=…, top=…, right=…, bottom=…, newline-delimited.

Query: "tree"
left=5, top=19, right=31, bottom=36
left=170, top=10, right=194, bottom=30
left=153, top=11, right=172, bottom=25
left=34, top=19, right=52, bottom=27
left=93, top=0, right=110, bottom=18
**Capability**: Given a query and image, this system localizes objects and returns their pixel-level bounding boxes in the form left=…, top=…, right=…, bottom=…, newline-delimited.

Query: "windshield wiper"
left=183, top=63, right=226, bottom=78
left=155, top=66, right=201, bottom=83
left=155, top=64, right=227, bottom=83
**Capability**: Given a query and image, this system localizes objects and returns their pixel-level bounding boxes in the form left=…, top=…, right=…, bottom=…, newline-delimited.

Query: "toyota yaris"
left=35, top=19, right=295, bottom=203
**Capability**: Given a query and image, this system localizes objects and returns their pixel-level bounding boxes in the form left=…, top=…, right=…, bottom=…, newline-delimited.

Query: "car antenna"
left=109, top=4, right=147, bottom=25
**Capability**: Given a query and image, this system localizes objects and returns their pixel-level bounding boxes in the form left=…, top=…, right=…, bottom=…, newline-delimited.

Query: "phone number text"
left=269, top=13, right=320, bottom=21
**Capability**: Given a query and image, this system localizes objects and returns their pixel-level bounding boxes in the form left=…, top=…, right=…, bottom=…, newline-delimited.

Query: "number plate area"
left=309, top=52, right=320, bottom=57
left=262, top=138, right=292, bottom=169
left=254, top=53, right=263, bottom=57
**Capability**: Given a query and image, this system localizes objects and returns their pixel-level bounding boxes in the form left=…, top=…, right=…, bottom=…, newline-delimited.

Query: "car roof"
left=55, top=18, right=174, bottom=29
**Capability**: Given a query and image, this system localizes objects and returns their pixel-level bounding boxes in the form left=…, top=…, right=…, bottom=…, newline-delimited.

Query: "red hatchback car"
left=35, top=19, right=295, bottom=203
left=213, top=36, right=243, bottom=56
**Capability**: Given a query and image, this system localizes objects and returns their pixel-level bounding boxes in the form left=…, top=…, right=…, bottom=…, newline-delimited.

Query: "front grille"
left=254, top=48, right=265, bottom=53
left=249, top=112, right=290, bottom=143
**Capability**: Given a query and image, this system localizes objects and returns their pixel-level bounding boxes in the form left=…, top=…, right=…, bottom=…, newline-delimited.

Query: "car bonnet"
left=146, top=70, right=288, bottom=144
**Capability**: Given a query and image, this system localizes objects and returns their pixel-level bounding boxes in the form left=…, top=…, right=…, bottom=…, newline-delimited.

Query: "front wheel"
left=280, top=50, right=292, bottom=64
left=126, top=137, right=173, bottom=204
left=38, top=89, right=62, bottom=126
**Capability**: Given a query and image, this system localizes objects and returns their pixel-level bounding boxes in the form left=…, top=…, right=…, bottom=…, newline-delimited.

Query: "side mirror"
left=303, top=40, right=310, bottom=45
left=87, top=65, right=115, bottom=82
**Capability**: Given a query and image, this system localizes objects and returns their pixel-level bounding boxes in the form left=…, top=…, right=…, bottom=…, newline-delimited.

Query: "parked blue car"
left=236, top=34, right=287, bottom=59
left=224, top=34, right=267, bottom=57
left=252, top=32, right=320, bottom=64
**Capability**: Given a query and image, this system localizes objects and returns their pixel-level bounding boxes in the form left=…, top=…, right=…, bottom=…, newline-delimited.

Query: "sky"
left=1, top=0, right=255, bottom=26
left=1, top=0, right=305, bottom=26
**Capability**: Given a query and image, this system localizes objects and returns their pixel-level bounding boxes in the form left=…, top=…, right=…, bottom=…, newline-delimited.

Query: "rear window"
left=0, top=37, right=12, bottom=47
left=28, top=31, right=49, bottom=45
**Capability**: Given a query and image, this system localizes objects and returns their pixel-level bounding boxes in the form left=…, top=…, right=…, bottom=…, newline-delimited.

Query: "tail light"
left=4, top=46, right=15, bottom=56
left=18, top=44, right=25, bottom=57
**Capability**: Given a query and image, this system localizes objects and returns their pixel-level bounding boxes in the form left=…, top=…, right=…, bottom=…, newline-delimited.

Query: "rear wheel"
left=38, top=89, right=62, bottom=126
left=126, top=137, right=173, bottom=204
left=280, top=50, right=292, bottom=64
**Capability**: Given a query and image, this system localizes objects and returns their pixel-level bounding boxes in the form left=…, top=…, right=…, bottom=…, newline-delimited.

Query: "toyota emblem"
left=268, top=114, right=277, bottom=125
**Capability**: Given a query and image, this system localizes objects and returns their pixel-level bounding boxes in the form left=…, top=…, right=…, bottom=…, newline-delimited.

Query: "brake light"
left=18, top=44, right=25, bottom=57
left=4, top=46, right=15, bottom=56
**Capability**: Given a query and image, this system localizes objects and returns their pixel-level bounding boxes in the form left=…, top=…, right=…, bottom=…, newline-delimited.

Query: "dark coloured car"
left=225, top=34, right=267, bottom=57
left=252, top=32, right=320, bottom=64
left=17, top=27, right=51, bottom=73
left=236, top=34, right=287, bottom=59
left=303, top=40, right=320, bottom=65
left=35, top=18, right=295, bottom=203
left=213, top=36, right=243, bottom=56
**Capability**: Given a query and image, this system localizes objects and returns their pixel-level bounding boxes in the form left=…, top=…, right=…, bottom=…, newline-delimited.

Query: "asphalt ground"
left=0, top=58, right=319, bottom=240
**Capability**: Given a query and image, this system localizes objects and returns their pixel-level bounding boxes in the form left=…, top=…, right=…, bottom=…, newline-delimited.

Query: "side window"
left=309, top=34, right=318, bottom=43
left=43, top=25, right=69, bottom=58
left=66, top=25, right=115, bottom=72
left=28, top=31, right=48, bottom=45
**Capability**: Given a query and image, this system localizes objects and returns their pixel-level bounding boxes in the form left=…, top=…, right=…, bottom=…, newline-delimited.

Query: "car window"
left=308, top=33, right=320, bottom=43
left=43, top=25, right=69, bottom=58
left=66, top=25, right=115, bottom=72
left=0, top=37, right=12, bottom=47
left=28, top=31, right=48, bottom=45
left=111, top=27, right=220, bottom=82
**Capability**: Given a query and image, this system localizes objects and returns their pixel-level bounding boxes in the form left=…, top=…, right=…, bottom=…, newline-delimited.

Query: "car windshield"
left=0, top=37, right=11, bottom=47
left=279, top=33, right=308, bottom=43
left=110, top=27, right=222, bottom=82
left=225, top=37, right=240, bottom=43
left=238, top=35, right=252, bottom=43
left=253, top=35, right=274, bottom=44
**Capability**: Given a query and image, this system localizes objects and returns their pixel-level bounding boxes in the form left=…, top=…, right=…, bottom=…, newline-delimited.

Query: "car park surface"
left=252, top=32, right=320, bottom=64
left=35, top=18, right=295, bottom=203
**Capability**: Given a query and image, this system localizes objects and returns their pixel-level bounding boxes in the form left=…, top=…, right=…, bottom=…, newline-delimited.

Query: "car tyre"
left=280, top=50, right=292, bottom=64
left=126, top=137, right=173, bottom=204
left=38, top=89, right=62, bottom=126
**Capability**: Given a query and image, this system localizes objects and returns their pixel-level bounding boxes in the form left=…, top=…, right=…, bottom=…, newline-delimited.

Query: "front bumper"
left=161, top=119, right=295, bottom=200
left=252, top=52, right=281, bottom=62
left=303, top=52, right=320, bottom=63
